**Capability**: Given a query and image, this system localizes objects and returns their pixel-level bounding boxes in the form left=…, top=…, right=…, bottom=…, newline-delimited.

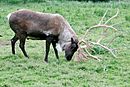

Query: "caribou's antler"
left=84, top=9, right=119, bottom=37
left=74, top=9, right=120, bottom=62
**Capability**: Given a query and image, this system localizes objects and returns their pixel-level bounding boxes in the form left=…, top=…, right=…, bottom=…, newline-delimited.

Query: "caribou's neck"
left=56, top=26, right=77, bottom=52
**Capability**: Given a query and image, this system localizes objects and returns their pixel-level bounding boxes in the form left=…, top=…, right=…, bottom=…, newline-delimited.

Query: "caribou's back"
left=9, top=9, right=65, bottom=37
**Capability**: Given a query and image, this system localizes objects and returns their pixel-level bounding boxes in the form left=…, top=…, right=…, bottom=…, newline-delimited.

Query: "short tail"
left=7, top=13, right=12, bottom=21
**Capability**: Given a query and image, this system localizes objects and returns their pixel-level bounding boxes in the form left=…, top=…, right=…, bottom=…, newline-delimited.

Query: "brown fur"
left=9, top=9, right=65, bottom=36
left=8, top=9, right=78, bottom=62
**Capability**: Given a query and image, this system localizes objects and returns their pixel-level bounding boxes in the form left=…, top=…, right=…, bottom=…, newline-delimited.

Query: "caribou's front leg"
left=44, top=40, right=51, bottom=63
left=52, top=42, right=59, bottom=60
left=44, top=36, right=54, bottom=63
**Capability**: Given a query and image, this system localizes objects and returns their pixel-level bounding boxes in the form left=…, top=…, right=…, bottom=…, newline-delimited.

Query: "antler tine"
left=99, top=9, right=109, bottom=25
left=74, top=9, right=120, bottom=62
left=105, top=8, right=119, bottom=24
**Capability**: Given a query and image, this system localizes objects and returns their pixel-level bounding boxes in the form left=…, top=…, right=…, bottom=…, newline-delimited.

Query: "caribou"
left=7, top=9, right=78, bottom=62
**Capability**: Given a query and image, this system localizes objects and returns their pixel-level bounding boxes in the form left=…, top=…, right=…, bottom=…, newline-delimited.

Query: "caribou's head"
left=64, top=38, right=78, bottom=61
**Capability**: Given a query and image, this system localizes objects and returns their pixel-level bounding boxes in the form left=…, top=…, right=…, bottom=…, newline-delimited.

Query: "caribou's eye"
left=71, top=44, right=78, bottom=51
left=72, top=44, right=76, bottom=48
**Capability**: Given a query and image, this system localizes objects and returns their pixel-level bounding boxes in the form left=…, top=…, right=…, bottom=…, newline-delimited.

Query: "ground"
left=0, top=1, right=130, bottom=87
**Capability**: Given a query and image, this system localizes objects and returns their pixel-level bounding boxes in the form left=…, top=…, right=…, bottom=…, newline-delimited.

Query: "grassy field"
left=0, top=0, right=130, bottom=87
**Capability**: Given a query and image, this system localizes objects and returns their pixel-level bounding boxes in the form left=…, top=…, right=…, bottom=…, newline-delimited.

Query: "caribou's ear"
left=71, top=38, right=79, bottom=44
left=71, top=38, right=75, bottom=43
left=75, top=39, right=79, bottom=44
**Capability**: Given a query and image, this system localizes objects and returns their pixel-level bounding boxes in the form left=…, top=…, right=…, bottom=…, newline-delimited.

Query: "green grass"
left=0, top=1, right=130, bottom=87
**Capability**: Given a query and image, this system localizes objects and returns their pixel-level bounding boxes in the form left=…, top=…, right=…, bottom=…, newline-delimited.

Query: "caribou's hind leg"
left=11, top=34, right=18, bottom=54
left=19, top=34, right=29, bottom=58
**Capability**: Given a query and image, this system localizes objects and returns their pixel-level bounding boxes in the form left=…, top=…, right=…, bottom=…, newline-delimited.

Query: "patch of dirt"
left=0, top=40, right=10, bottom=46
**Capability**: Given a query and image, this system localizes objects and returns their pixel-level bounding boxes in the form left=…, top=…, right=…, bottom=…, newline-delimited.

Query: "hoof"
left=25, top=56, right=29, bottom=59
left=44, top=59, right=48, bottom=63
